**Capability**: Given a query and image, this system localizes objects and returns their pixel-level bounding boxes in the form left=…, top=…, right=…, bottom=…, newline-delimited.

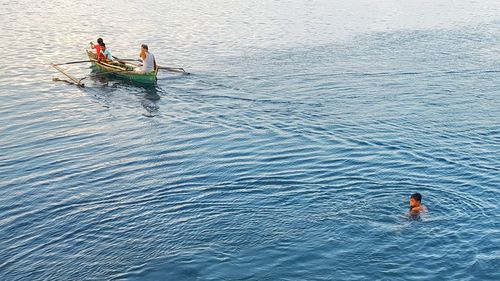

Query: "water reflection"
left=85, top=69, right=161, bottom=116
left=140, top=86, right=161, bottom=117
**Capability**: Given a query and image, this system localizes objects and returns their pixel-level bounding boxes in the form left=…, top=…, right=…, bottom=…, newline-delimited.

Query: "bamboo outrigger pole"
left=50, top=63, right=85, bottom=87
left=114, top=57, right=190, bottom=74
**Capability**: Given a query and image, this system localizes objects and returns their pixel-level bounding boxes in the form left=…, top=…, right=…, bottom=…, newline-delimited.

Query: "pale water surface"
left=0, top=0, right=499, bottom=280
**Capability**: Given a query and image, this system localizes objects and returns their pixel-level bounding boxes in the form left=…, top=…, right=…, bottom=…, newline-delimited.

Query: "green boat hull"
left=87, top=50, right=158, bottom=84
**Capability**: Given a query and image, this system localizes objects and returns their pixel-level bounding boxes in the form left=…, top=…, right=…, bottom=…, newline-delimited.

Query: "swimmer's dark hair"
left=141, top=44, right=148, bottom=50
left=101, top=43, right=106, bottom=48
left=97, top=38, right=103, bottom=44
left=411, top=193, right=422, bottom=202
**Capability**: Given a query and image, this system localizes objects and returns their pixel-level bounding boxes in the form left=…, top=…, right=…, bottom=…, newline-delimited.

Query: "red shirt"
left=92, top=44, right=105, bottom=59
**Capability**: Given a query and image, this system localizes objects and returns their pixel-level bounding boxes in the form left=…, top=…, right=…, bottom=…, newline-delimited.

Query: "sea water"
left=0, top=0, right=499, bottom=280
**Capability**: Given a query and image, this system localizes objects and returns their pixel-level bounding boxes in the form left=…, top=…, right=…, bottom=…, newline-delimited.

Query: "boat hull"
left=86, top=50, right=158, bottom=84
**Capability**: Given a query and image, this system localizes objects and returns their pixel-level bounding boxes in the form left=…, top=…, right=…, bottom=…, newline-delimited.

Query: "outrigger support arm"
left=50, top=63, right=85, bottom=87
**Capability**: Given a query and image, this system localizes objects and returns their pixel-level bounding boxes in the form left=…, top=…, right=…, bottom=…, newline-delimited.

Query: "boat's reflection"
left=87, top=70, right=162, bottom=117
left=140, top=86, right=161, bottom=117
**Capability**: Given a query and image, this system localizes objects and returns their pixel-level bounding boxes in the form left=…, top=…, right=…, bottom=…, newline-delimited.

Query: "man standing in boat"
left=137, top=44, right=157, bottom=73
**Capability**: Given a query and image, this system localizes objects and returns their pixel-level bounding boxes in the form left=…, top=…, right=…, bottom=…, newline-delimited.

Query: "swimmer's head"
left=410, top=193, right=422, bottom=207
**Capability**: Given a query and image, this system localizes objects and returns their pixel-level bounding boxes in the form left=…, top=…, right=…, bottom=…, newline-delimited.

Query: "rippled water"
left=1, top=0, right=499, bottom=280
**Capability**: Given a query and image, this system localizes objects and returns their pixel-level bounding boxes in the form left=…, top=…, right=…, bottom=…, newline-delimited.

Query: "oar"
left=54, top=60, right=93, bottom=65
left=113, top=57, right=139, bottom=65
left=157, top=66, right=190, bottom=74
left=114, top=58, right=139, bottom=62
left=50, top=63, right=85, bottom=87
left=115, top=56, right=190, bottom=74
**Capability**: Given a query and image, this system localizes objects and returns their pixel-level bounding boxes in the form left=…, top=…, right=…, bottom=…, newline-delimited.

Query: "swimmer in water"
left=407, top=192, right=427, bottom=219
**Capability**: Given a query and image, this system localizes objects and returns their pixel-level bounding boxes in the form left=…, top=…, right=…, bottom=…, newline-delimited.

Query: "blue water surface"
left=0, top=0, right=499, bottom=280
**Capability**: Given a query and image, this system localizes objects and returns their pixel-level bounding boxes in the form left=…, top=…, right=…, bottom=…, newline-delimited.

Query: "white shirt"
left=140, top=52, right=155, bottom=73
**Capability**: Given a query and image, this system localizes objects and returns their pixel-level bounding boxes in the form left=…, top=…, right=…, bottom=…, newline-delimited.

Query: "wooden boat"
left=86, top=50, right=158, bottom=84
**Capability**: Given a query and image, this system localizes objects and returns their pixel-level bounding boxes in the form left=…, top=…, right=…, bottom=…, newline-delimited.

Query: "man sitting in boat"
left=99, top=43, right=114, bottom=62
left=90, top=38, right=106, bottom=60
left=137, top=44, right=157, bottom=73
